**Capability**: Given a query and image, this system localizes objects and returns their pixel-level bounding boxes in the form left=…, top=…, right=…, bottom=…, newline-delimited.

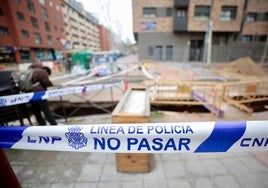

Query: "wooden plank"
left=112, top=87, right=151, bottom=173
left=151, top=100, right=207, bottom=105
left=245, top=85, right=258, bottom=93
left=116, top=153, right=150, bottom=173
left=224, top=97, right=253, bottom=113
left=112, top=116, right=149, bottom=124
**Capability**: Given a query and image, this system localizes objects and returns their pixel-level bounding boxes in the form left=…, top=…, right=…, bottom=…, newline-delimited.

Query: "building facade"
left=98, top=25, right=112, bottom=51
left=0, top=0, right=114, bottom=64
left=61, top=0, right=101, bottom=51
left=132, top=0, right=268, bottom=62
left=0, top=0, right=65, bottom=63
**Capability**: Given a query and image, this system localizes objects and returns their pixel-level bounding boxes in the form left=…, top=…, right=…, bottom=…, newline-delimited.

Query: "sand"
left=219, top=57, right=267, bottom=76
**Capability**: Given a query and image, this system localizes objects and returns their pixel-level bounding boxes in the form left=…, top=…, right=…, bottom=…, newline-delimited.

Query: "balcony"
left=174, top=0, right=189, bottom=7
left=173, top=17, right=188, bottom=32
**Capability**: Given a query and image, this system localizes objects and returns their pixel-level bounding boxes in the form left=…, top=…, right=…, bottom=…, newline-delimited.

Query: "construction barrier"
left=0, top=121, right=267, bottom=153
left=0, top=82, right=121, bottom=107
left=1, top=62, right=267, bottom=118
left=223, top=80, right=268, bottom=113
left=148, top=79, right=268, bottom=117
left=149, top=81, right=224, bottom=117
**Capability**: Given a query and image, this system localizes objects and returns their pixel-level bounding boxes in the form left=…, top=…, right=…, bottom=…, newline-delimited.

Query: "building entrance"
left=156, top=46, right=163, bottom=61
left=189, top=40, right=203, bottom=62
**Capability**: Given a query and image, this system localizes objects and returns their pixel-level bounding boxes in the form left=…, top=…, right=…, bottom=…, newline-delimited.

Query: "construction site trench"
left=50, top=99, right=268, bottom=119
left=42, top=56, right=268, bottom=120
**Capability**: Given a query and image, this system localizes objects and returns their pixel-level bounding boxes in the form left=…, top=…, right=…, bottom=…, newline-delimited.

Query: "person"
left=29, top=64, right=58, bottom=125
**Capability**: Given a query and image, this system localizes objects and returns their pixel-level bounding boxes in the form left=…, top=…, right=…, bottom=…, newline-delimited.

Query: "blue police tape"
left=0, top=82, right=121, bottom=107
left=0, top=121, right=267, bottom=153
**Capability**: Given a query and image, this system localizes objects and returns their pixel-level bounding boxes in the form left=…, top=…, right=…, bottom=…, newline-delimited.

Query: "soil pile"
left=219, top=57, right=267, bottom=76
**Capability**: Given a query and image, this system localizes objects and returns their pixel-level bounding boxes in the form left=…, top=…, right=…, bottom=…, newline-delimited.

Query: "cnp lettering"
left=27, top=136, right=61, bottom=144
left=240, top=137, right=268, bottom=147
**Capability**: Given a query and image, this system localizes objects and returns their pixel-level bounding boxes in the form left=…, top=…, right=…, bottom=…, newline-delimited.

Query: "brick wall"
left=243, top=22, right=268, bottom=35
left=0, top=0, right=64, bottom=49
left=132, top=0, right=174, bottom=33
left=247, top=0, right=268, bottom=12
left=243, top=0, right=268, bottom=35
left=188, top=0, right=245, bottom=32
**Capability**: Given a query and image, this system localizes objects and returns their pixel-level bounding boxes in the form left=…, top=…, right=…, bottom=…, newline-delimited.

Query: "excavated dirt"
left=217, top=57, right=267, bottom=76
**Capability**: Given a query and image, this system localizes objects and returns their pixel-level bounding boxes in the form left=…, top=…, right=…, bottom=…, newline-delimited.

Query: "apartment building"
left=0, top=0, right=65, bottom=63
left=0, top=0, right=113, bottom=64
left=99, top=25, right=112, bottom=51
left=61, top=0, right=101, bottom=51
left=132, top=0, right=268, bottom=62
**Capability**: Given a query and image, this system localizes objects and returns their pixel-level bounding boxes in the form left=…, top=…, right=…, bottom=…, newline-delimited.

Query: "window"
left=166, top=46, right=173, bottom=61
left=166, top=8, right=172, bottom=17
left=41, top=8, right=48, bottom=18
left=148, top=46, right=154, bottom=57
left=20, top=49, right=30, bottom=62
left=47, top=50, right=54, bottom=60
left=35, top=50, right=45, bottom=61
left=141, top=21, right=156, bottom=30
left=0, top=26, right=9, bottom=35
left=34, top=33, right=42, bottom=44
left=143, top=8, right=156, bottom=18
left=47, top=35, right=53, bottom=45
left=242, top=35, right=253, bottom=42
left=194, top=6, right=210, bottom=20
left=265, top=13, right=268, bottom=21
left=0, top=8, right=3, bottom=16
left=44, top=22, right=50, bottom=31
left=27, top=0, right=35, bottom=13
left=176, top=9, right=187, bottom=18
left=156, top=46, right=163, bottom=61
left=21, top=30, right=29, bottom=38
left=72, top=33, right=79, bottom=38
left=16, top=12, right=25, bottom=20
left=213, top=33, right=228, bottom=45
left=246, top=13, right=257, bottom=21
left=31, top=17, right=38, bottom=29
left=256, top=12, right=268, bottom=21
left=221, top=6, right=237, bottom=21
left=233, top=33, right=238, bottom=42
left=39, top=0, right=45, bottom=5
left=258, top=35, right=267, bottom=42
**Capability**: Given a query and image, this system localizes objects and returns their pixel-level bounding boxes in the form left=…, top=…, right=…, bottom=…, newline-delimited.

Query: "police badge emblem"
left=0, top=98, right=7, bottom=106
left=65, top=126, right=88, bottom=149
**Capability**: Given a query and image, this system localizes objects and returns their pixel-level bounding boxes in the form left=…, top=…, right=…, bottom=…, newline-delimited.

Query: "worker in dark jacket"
left=29, top=64, right=57, bottom=125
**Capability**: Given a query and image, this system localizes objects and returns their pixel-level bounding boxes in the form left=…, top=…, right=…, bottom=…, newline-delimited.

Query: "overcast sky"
left=77, top=0, right=135, bottom=43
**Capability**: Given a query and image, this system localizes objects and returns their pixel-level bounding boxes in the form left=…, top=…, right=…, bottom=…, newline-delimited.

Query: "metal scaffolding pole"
left=261, top=36, right=268, bottom=65
left=204, top=0, right=214, bottom=67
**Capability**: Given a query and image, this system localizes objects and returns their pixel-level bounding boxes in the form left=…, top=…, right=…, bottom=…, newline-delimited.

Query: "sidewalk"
left=5, top=149, right=268, bottom=188
left=4, top=110, right=268, bottom=188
